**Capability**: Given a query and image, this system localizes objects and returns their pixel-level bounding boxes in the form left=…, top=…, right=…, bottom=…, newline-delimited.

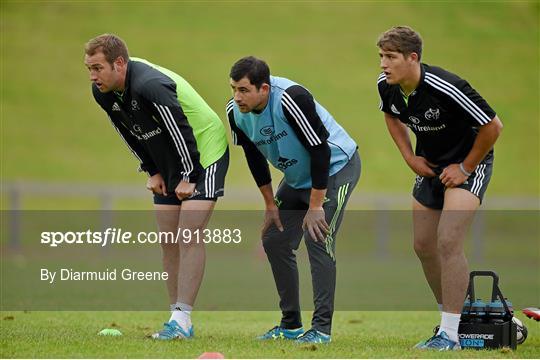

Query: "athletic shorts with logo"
left=154, top=148, right=229, bottom=205
left=413, top=154, right=493, bottom=210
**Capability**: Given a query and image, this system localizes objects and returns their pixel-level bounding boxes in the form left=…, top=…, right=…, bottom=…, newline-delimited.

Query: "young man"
left=84, top=34, right=228, bottom=340
left=227, top=56, right=361, bottom=343
left=376, top=26, right=503, bottom=350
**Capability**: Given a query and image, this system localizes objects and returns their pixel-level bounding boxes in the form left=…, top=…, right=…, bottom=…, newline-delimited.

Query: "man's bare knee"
left=161, top=241, right=179, bottom=252
left=437, top=234, right=465, bottom=258
left=178, top=228, right=206, bottom=249
left=414, top=237, right=438, bottom=260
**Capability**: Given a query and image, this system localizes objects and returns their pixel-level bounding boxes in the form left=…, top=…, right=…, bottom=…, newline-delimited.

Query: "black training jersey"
left=377, top=63, right=496, bottom=166
left=92, top=59, right=227, bottom=192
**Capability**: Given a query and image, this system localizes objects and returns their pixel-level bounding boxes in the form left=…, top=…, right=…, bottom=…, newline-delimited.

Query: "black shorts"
left=412, top=157, right=493, bottom=210
left=154, top=148, right=229, bottom=205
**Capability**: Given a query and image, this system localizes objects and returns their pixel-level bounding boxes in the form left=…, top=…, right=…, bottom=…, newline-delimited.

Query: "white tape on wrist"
left=459, top=162, right=472, bottom=177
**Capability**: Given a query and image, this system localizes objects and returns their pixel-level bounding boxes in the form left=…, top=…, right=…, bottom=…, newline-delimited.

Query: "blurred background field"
left=1, top=1, right=539, bottom=211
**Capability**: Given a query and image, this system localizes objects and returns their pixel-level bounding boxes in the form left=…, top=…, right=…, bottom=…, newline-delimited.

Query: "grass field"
left=1, top=311, right=539, bottom=358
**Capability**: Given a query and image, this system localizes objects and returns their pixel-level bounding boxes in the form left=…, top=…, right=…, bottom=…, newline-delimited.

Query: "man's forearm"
left=258, top=183, right=276, bottom=207
left=309, top=188, right=327, bottom=209
left=462, top=116, right=503, bottom=173
left=385, top=114, right=415, bottom=162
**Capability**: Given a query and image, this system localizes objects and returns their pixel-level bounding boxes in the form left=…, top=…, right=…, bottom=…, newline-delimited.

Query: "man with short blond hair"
left=85, top=34, right=129, bottom=64
left=84, top=33, right=229, bottom=340
left=377, top=26, right=503, bottom=350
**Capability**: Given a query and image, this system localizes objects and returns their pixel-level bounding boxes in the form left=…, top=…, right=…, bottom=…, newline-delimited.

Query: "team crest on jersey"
left=409, top=116, right=421, bottom=124
left=112, top=102, right=121, bottom=112
left=391, top=104, right=400, bottom=115
left=425, top=108, right=440, bottom=120
left=131, top=100, right=140, bottom=111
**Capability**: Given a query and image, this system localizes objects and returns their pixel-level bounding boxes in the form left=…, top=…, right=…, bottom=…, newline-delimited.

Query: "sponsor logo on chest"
left=254, top=130, right=288, bottom=146
left=407, top=109, right=446, bottom=132
left=409, top=116, right=420, bottom=124
left=130, top=126, right=163, bottom=140
left=407, top=122, right=447, bottom=132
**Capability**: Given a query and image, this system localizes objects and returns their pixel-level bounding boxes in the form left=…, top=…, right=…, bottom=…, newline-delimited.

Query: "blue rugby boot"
left=152, top=320, right=194, bottom=340
left=257, top=326, right=304, bottom=340
left=413, top=325, right=440, bottom=349
left=295, top=329, right=331, bottom=344
left=421, top=331, right=461, bottom=351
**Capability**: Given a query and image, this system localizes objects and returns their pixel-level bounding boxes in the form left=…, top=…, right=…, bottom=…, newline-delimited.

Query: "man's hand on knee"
left=261, top=204, right=283, bottom=236
left=302, top=207, right=329, bottom=242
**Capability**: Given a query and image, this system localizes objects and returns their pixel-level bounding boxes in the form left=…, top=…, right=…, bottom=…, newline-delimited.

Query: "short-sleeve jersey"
left=378, top=63, right=496, bottom=166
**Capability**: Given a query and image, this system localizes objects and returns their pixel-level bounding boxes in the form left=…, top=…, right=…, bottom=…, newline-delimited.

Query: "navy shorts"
left=154, top=148, right=229, bottom=205
left=412, top=156, right=493, bottom=210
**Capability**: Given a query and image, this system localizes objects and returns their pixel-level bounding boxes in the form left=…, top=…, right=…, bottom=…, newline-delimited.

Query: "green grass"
left=1, top=1, right=539, bottom=197
left=1, top=311, right=539, bottom=358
